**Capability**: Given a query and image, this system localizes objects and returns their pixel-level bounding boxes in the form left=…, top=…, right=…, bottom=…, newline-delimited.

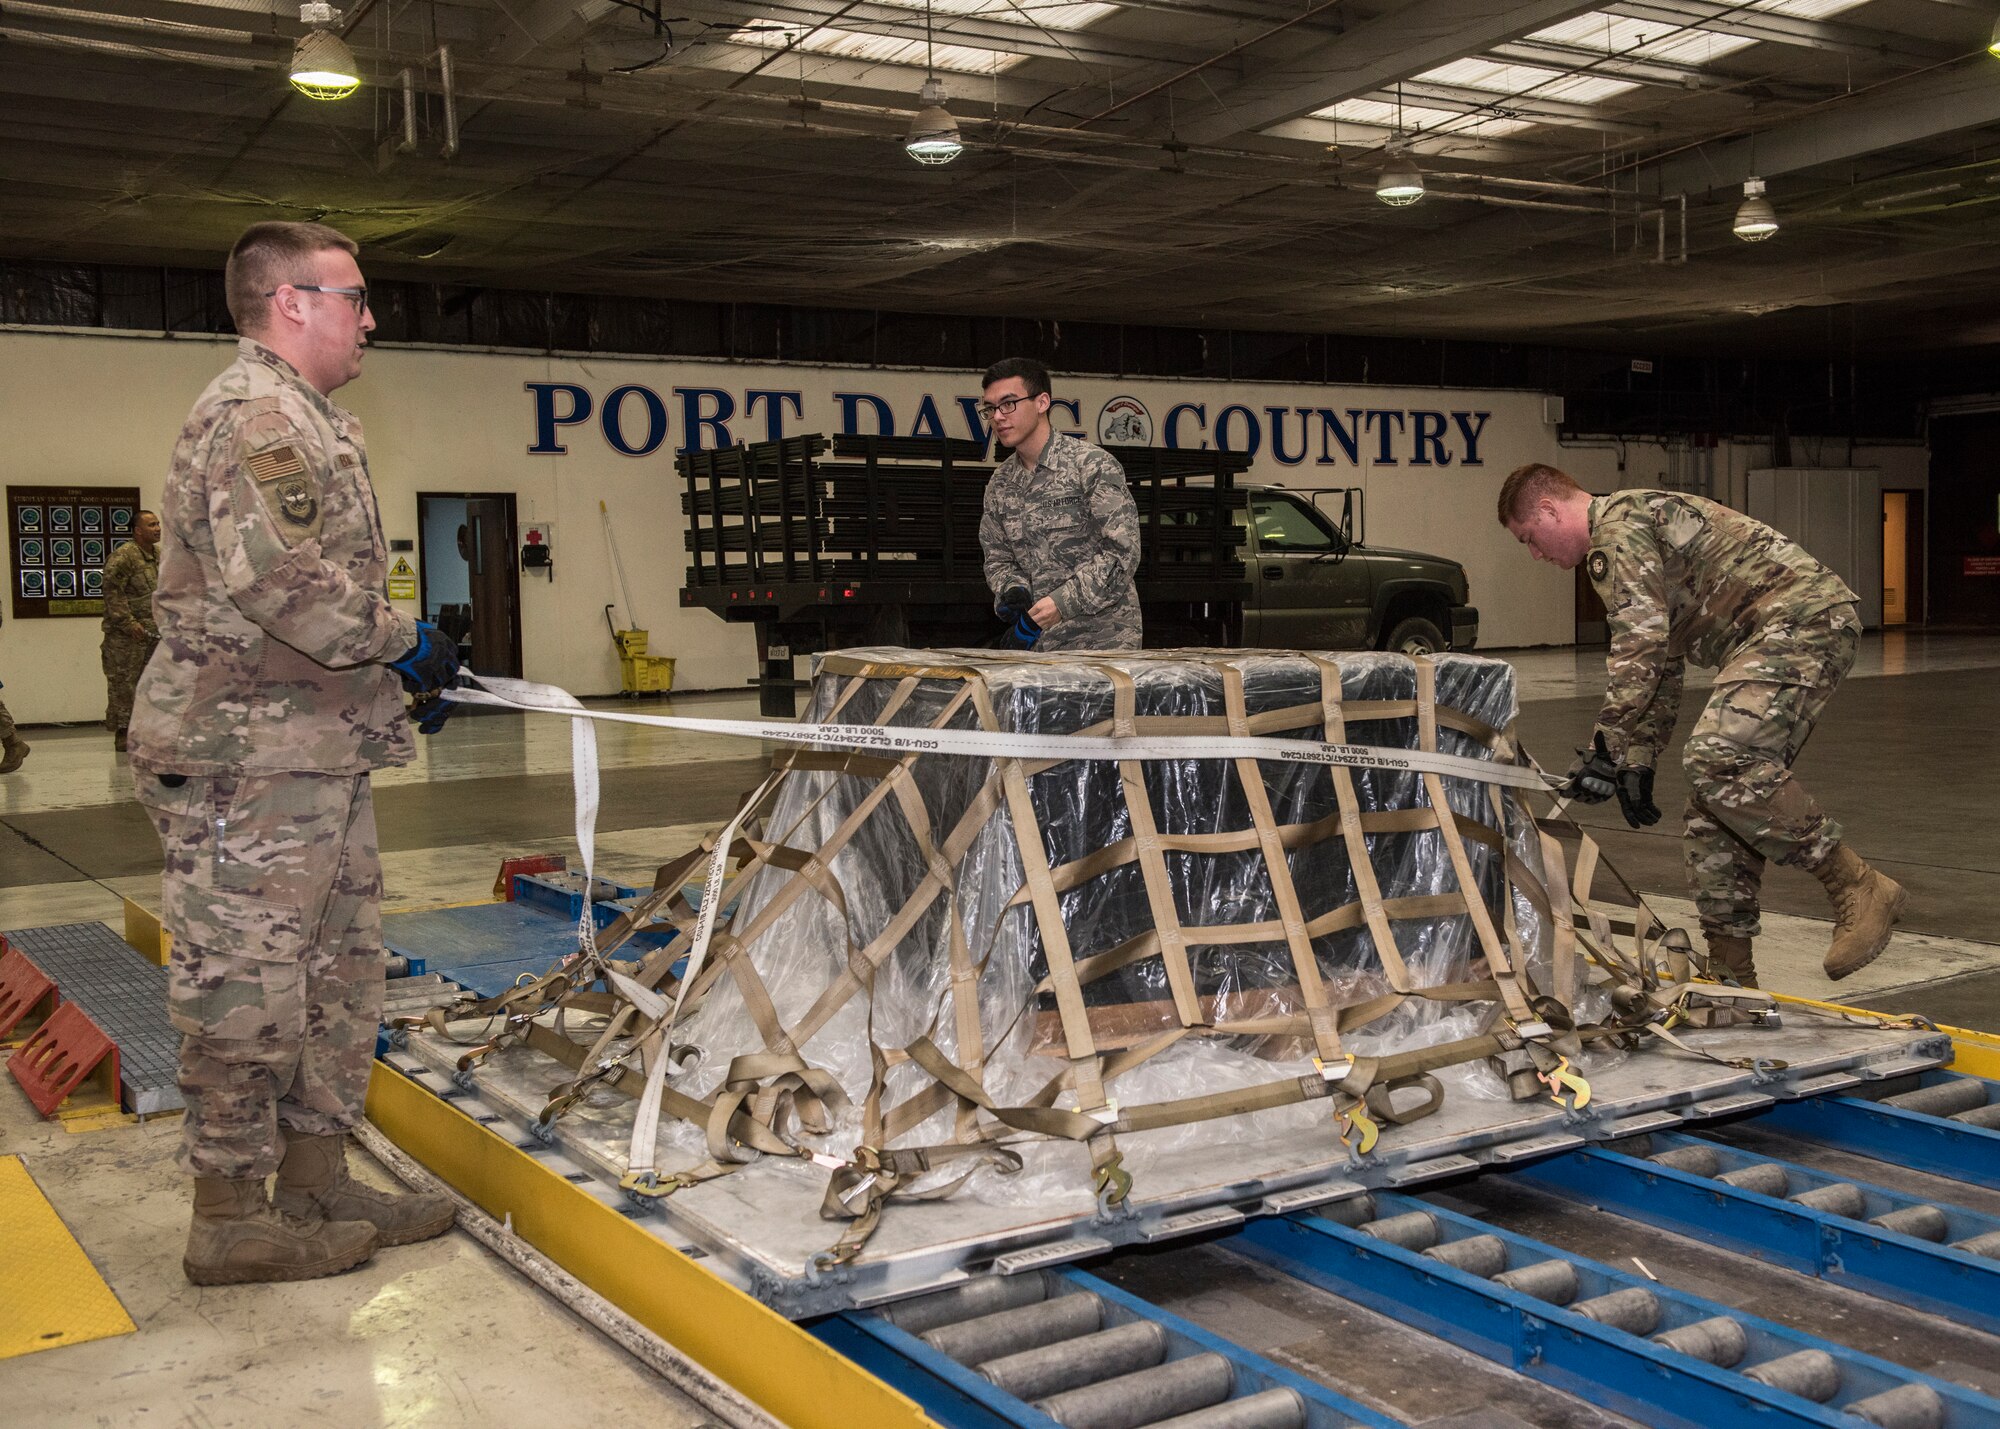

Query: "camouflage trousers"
left=136, top=769, right=384, bottom=1179
left=101, top=632, right=157, bottom=735
left=1036, top=603, right=1144, bottom=652
left=1682, top=606, right=1859, bottom=938
left=0, top=696, right=13, bottom=741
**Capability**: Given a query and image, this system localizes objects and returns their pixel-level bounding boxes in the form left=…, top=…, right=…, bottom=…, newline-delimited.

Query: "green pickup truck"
left=1239, top=486, right=1478, bottom=655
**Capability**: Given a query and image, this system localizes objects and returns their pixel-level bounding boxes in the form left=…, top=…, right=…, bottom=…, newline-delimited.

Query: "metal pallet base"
left=3, top=922, right=179, bottom=1114
left=393, top=1012, right=1950, bottom=1317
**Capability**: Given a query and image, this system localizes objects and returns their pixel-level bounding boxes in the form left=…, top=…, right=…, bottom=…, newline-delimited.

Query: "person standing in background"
left=101, top=509, right=162, bottom=754
left=0, top=694, right=27, bottom=774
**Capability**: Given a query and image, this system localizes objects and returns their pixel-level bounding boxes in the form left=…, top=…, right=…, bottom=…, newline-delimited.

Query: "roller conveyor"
left=818, top=1069, right=2000, bottom=1429
left=1510, top=1119, right=2000, bottom=1332
left=359, top=889, right=2000, bottom=1429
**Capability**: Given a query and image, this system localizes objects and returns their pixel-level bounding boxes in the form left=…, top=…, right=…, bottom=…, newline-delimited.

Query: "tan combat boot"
left=0, top=735, right=29, bottom=774
left=183, top=1176, right=378, bottom=1286
left=1809, top=845, right=1907, bottom=981
left=1705, top=933, right=1758, bottom=989
left=273, top=1132, right=456, bottom=1246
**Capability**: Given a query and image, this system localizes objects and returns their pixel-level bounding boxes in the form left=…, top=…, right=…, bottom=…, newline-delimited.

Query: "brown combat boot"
left=183, top=1176, right=378, bottom=1286
left=0, top=735, right=29, bottom=774
left=1705, top=933, right=1758, bottom=989
left=1809, top=845, right=1906, bottom=981
left=273, top=1132, right=456, bottom=1246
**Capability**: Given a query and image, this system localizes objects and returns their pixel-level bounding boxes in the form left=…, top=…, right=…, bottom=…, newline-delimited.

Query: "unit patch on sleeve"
left=1587, top=550, right=1609, bottom=583
left=244, top=440, right=324, bottom=545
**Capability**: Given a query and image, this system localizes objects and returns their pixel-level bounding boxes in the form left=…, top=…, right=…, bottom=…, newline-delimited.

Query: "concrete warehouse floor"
left=3, top=629, right=1998, bottom=1427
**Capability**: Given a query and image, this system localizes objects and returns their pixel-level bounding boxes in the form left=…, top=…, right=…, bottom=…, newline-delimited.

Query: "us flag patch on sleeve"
left=245, top=444, right=306, bottom=483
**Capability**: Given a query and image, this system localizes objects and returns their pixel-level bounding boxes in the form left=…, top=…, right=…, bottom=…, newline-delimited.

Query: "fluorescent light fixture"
left=1732, top=176, right=1779, bottom=242
left=291, top=3, right=359, bottom=100
left=1376, top=151, right=1424, bottom=206
left=905, top=76, right=962, bottom=165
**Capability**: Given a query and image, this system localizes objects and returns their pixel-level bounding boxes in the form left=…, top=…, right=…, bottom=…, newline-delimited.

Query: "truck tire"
left=1383, top=615, right=1447, bottom=655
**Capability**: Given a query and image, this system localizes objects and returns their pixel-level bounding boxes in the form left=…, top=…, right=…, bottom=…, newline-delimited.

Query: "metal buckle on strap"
left=1312, top=1054, right=1356, bottom=1083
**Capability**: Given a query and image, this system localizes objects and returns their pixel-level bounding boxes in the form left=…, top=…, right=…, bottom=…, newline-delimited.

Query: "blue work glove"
left=1006, top=611, right=1042, bottom=649
left=995, top=585, right=1031, bottom=620
left=408, top=688, right=458, bottom=736
left=388, top=620, right=460, bottom=696
left=1562, top=731, right=1618, bottom=804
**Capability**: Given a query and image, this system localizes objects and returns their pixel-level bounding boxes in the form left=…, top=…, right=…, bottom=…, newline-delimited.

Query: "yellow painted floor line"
left=364, top=1062, right=939, bottom=1429
left=0, top=1155, right=135, bottom=1359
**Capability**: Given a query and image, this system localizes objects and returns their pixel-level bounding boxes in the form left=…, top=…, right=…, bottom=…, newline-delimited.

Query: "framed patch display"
left=8, top=484, right=141, bottom=618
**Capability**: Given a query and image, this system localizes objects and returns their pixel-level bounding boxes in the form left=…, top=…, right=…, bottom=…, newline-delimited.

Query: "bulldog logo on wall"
left=1097, top=397, right=1152, bottom=445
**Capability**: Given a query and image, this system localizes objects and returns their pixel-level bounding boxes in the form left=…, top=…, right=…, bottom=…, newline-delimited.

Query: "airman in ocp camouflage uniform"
left=978, top=357, right=1143, bottom=652
left=1501, top=467, right=1906, bottom=989
left=100, top=510, right=161, bottom=752
left=129, top=221, right=458, bottom=1287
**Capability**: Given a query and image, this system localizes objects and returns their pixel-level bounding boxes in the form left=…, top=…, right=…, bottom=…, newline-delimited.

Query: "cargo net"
left=410, top=648, right=1772, bottom=1268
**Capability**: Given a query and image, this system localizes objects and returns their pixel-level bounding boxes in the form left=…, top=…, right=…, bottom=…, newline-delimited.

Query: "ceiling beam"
left=1395, top=78, right=1660, bottom=133
left=1651, top=58, right=2000, bottom=193
left=484, top=0, right=621, bottom=66
left=1488, top=38, right=1739, bottom=88
left=1604, top=0, right=1957, bottom=63
left=1171, top=0, right=1608, bottom=146
left=664, top=0, right=1215, bottom=68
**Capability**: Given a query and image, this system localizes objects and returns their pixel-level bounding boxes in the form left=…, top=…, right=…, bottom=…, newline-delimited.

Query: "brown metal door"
left=465, top=496, right=522, bottom=677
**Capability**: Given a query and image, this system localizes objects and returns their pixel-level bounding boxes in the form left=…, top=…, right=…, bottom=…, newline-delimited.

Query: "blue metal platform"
left=382, top=873, right=689, bottom=1000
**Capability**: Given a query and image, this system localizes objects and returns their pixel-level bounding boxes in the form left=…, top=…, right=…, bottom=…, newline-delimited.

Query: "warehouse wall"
left=0, top=326, right=1928, bottom=725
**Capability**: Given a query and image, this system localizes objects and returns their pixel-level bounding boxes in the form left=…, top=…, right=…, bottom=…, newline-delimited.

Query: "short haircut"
left=982, top=356, right=1051, bottom=398
left=138, top=509, right=157, bottom=520
left=1497, top=462, right=1581, bottom=525
left=225, top=221, right=360, bottom=335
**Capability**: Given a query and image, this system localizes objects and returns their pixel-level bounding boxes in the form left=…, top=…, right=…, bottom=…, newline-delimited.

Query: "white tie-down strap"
left=463, top=674, right=602, bottom=960
left=446, top=678, right=1552, bottom=791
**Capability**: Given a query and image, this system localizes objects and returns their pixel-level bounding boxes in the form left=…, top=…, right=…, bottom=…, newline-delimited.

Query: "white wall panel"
left=1747, top=467, right=1885, bottom=628
left=0, top=325, right=1789, bottom=722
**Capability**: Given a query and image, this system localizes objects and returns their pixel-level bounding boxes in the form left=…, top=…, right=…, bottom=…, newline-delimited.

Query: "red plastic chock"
left=0, top=942, right=59, bottom=1041
left=8, top=1002, right=119, bottom=1117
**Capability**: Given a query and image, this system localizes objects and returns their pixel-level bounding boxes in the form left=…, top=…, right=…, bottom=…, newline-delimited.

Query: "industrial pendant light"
left=1989, top=14, right=2000, bottom=56
left=905, top=0, right=962, bottom=165
left=1376, top=150, right=1424, bottom=206
left=1375, top=89, right=1423, bottom=207
left=1732, top=176, right=1779, bottom=242
left=291, top=2, right=360, bottom=100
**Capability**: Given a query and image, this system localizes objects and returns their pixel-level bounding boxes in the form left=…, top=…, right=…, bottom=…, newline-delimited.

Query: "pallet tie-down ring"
left=417, top=663, right=1869, bottom=1268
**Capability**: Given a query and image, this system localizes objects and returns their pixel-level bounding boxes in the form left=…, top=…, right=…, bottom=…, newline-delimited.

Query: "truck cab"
left=1241, top=486, right=1478, bottom=654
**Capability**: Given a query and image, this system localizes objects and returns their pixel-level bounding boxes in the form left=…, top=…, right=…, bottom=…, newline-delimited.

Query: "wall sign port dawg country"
left=246, top=443, right=322, bottom=536
left=523, top=378, right=1498, bottom=469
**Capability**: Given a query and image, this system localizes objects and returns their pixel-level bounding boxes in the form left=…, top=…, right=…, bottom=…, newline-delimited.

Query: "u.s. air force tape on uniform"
left=244, top=442, right=323, bottom=542
left=444, top=674, right=1553, bottom=791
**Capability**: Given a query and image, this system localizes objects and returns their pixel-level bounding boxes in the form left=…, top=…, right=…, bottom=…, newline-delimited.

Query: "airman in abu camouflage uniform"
left=129, top=221, right=460, bottom=1286
left=979, top=357, right=1143, bottom=652
left=100, top=509, right=161, bottom=752
left=1500, top=465, right=1905, bottom=988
